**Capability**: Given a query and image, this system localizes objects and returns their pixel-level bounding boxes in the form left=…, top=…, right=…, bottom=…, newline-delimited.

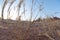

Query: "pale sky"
left=0, top=0, right=60, bottom=21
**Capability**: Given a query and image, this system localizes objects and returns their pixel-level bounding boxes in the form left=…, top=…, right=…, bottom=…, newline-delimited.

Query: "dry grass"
left=0, top=17, right=60, bottom=40
left=0, top=0, right=60, bottom=40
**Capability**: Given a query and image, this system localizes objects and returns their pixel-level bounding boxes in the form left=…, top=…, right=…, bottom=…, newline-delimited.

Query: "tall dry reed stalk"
left=23, top=0, right=25, bottom=17
left=33, top=1, right=44, bottom=23
left=16, top=0, right=24, bottom=21
left=30, top=0, right=34, bottom=21
left=20, top=0, right=26, bottom=18
left=27, top=0, right=35, bottom=30
left=7, top=0, right=15, bottom=19
left=1, top=0, right=8, bottom=23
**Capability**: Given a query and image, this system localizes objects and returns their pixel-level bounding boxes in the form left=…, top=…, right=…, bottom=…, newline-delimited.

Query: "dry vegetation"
left=0, top=0, right=60, bottom=40
left=0, top=17, right=60, bottom=40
